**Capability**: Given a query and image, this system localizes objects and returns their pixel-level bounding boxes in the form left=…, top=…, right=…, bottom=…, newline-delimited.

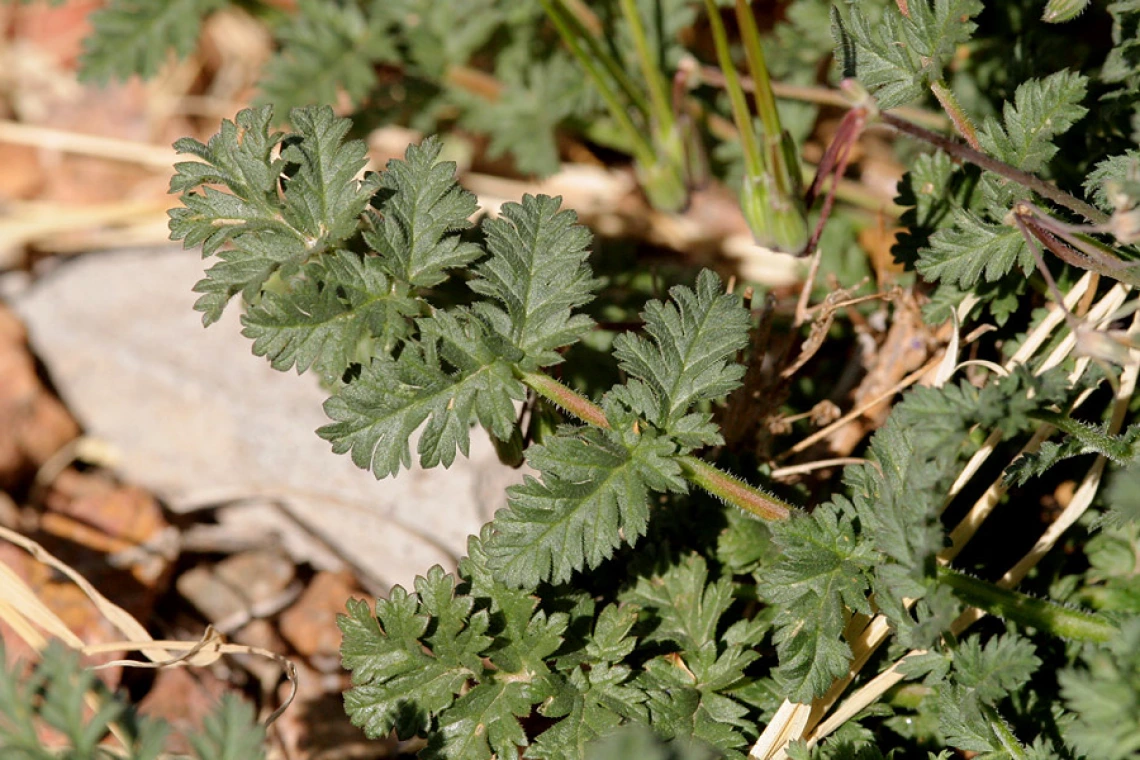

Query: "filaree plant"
left=10, top=0, right=1140, bottom=758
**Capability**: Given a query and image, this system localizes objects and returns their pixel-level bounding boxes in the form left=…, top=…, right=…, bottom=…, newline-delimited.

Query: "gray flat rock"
left=6, top=246, right=525, bottom=592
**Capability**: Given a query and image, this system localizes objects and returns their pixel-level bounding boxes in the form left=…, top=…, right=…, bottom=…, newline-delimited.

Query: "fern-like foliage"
left=257, top=0, right=399, bottom=115
left=170, top=105, right=377, bottom=325
left=759, top=368, right=1075, bottom=702
left=78, top=0, right=225, bottom=84
left=1058, top=618, right=1140, bottom=759
left=484, top=271, right=751, bottom=589
left=0, top=639, right=264, bottom=759
left=361, top=138, right=482, bottom=288
left=833, top=0, right=983, bottom=109
left=341, top=526, right=769, bottom=759
left=470, top=194, right=598, bottom=369
left=484, top=424, right=686, bottom=588
left=610, top=270, right=751, bottom=450
left=915, top=71, right=1089, bottom=290
left=320, top=311, right=525, bottom=477
left=170, top=106, right=754, bottom=599
left=341, top=532, right=634, bottom=760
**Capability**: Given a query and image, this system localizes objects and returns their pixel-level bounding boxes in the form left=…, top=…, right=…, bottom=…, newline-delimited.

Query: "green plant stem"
left=517, top=369, right=612, bottom=429
left=515, top=368, right=795, bottom=522
left=679, top=455, right=795, bottom=520
left=540, top=0, right=657, bottom=168
left=734, top=0, right=781, bottom=142
left=702, top=0, right=763, bottom=180
left=982, top=705, right=1029, bottom=760
left=879, top=111, right=1109, bottom=225
left=937, top=566, right=1119, bottom=642
left=929, top=79, right=980, bottom=149
left=546, top=0, right=651, bottom=118
left=619, top=0, right=674, bottom=134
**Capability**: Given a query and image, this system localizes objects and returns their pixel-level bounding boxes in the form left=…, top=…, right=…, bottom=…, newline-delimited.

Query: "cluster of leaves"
left=0, top=640, right=265, bottom=759
left=168, top=106, right=793, bottom=757
left=60, top=0, right=1140, bottom=757
left=167, top=83, right=1140, bottom=757
left=70, top=0, right=712, bottom=178
left=340, top=533, right=769, bottom=759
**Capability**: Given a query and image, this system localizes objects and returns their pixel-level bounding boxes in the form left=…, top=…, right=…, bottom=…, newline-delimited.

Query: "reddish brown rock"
left=278, top=571, right=361, bottom=666
left=0, top=305, right=80, bottom=490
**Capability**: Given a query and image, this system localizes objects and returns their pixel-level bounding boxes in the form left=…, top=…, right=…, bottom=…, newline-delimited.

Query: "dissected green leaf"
left=470, top=194, right=598, bottom=368
left=761, top=502, right=876, bottom=702
left=426, top=596, right=567, bottom=759
left=0, top=640, right=258, bottom=760
left=340, top=567, right=492, bottom=739
left=624, top=554, right=735, bottom=653
left=977, top=70, right=1089, bottom=175
left=580, top=723, right=720, bottom=760
left=835, top=0, right=983, bottom=109
left=917, top=210, right=1030, bottom=289
left=241, top=251, right=418, bottom=380
left=171, top=106, right=377, bottom=324
left=258, top=0, right=399, bottom=114
left=363, top=137, right=481, bottom=287
left=185, top=694, right=266, bottom=760
left=78, top=0, right=224, bottom=84
left=609, top=270, right=750, bottom=451
left=1059, top=617, right=1140, bottom=760
left=951, top=634, right=1041, bottom=705
left=169, top=106, right=289, bottom=258
left=485, top=425, right=686, bottom=588
left=320, top=309, right=524, bottom=477
left=458, top=55, right=588, bottom=177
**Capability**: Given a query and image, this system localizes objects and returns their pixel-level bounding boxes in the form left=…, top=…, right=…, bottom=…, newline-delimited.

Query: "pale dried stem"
left=802, top=296, right=1140, bottom=751
left=940, top=284, right=1128, bottom=556
left=769, top=280, right=1133, bottom=753
left=808, top=651, right=925, bottom=748
left=777, top=356, right=942, bottom=460
left=0, top=119, right=176, bottom=168
left=770, top=457, right=866, bottom=480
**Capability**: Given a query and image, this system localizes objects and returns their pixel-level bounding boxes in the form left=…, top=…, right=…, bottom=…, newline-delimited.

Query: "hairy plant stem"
left=982, top=704, right=1029, bottom=759
left=679, top=455, right=794, bottom=520
left=879, top=111, right=1109, bottom=225
left=929, top=79, right=980, bottom=149
left=937, top=566, right=1118, bottom=642
left=516, top=370, right=612, bottom=430
left=515, top=369, right=796, bottom=521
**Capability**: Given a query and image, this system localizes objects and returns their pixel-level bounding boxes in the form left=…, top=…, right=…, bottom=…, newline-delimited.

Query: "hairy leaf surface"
left=470, top=194, right=597, bottom=368
left=78, top=0, right=224, bottom=84
left=835, top=0, right=982, bottom=109
left=320, top=310, right=524, bottom=478
left=242, top=251, right=419, bottom=379
left=610, top=269, right=749, bottom=449
left=171, top=107, right=377, bottom=324
left=340, top=568, right=492, bottom=739
left=486, top=427, right=685, bottom=589
left=364, top=138, right=481, bottom=287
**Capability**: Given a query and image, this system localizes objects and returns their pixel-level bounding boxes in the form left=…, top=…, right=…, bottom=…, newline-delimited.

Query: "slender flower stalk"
left=542, top=0, right=688, bottom=211
left=704, top=0, right=809, bottom=252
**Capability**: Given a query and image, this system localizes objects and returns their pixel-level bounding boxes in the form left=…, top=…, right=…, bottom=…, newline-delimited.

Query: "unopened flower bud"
left=1042, top=0, right=1091, bottom=23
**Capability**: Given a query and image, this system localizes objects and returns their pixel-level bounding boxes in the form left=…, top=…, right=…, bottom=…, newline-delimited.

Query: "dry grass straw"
left=0, top=523, right=297, bottom=753
left=750, top=272, right=1136, bottom=759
